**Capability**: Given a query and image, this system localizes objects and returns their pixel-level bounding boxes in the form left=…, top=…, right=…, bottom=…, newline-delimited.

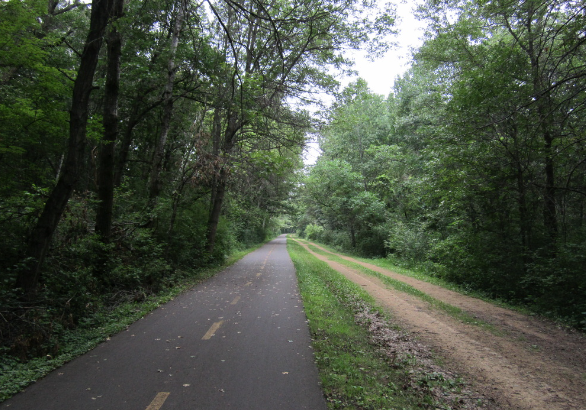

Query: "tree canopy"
left=298, top=0, right=586, bottom=328
left=0, top=0, right=394, bottom=360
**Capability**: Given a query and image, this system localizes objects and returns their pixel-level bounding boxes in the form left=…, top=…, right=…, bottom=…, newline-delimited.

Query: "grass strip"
left=288, top=240, right=425, bottom=410
left=298, top=238, right=528, bottom=315
left=0, top=243, right=263, bottom=403
left=301, top=241, right=499, bottom=333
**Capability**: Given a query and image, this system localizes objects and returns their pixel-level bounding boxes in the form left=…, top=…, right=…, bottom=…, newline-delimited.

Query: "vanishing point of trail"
left=3, top=235, right=326, bottom=410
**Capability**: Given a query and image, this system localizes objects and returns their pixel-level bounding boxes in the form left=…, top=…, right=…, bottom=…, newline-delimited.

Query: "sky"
left=302, top=0, right=427, bottom=164
left=349, top=0, right=427, bottom=96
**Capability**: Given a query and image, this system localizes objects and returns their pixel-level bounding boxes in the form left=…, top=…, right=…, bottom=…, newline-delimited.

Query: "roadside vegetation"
left=0, top=245, right=260, bottom=403
left=314, top=242, right=538, bottom=317
left=288, top=239, right=485, bottom=409
left=3, top=0, right=585, bottom=402
left=0, top=0, right=389, bottom=384
left=302, top=241, right=498, bottom=332
left=297, top=0, right=586, bottom=330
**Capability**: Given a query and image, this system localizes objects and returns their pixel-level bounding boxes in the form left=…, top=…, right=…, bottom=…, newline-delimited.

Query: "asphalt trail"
left=3, top=235, right=326, bottom=410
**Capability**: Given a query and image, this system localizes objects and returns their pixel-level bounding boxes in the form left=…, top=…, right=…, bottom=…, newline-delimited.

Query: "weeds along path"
left=294, top=239, right=586, bottom=410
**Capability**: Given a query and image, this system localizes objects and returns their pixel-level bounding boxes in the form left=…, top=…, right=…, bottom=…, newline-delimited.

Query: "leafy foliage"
left=297, top=0, right=586, bottom=327
left=0, top=0, right=395, bottom=377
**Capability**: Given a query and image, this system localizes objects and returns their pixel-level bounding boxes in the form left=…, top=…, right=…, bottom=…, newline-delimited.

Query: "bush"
left=385, top=221, right=433, bottom=264
left=304, top=223, right=324, bottom=240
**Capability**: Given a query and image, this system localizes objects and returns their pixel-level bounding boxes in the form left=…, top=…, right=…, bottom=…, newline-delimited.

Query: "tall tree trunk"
left=350, top=222, right=356, bottom=248
left=113, top=115, right=139, bottom=188
left=113, top=56, right=168, bottom=188
left=206, top=167, right=228, bottom=255
left=207, top=106, right=223, bottom=222
left=508, top=121, right=531, bottom=265
left=526, top=4, right=558, bottom=253
left=96, top=0, right=124, bottom=240
left=16, top=0, right=112, bottom=295
left=148, top=0, right=185, bottom=203
left=113, top=99, right=163, bottom=188
left=542, top=120, right=557, bottom=248
left=206, top=112, right=239, bottom=255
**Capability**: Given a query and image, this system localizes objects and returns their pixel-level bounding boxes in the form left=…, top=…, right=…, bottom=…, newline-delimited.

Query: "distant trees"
left=299, top=0, right=586, bottom=326
left=201, top=0, right=394, bottom=254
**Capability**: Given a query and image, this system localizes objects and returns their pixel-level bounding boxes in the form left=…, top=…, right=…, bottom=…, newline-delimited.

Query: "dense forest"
left=1, top=0, right=585, bottom=368
left=298, top=0, right=586, bottom=327
left=0, top=0, right=391, bottom=361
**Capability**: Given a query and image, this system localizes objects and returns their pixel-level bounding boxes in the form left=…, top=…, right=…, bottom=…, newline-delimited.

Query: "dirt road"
left=295, top=239, right=586, bottom=410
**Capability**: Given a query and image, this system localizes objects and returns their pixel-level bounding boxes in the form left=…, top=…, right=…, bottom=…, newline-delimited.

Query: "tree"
left=203, top=0, right=395, bottom=254
left=95, top=0, right=125, bottom=240
left=303, top=158, right=385, bottom=250
left=407, top=0, right=586, bottom=315
left=17, top=0, right=114, bottom=295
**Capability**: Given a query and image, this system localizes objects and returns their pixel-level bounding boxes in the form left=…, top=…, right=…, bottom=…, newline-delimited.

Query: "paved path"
left=3, top=235, right=326, bottom=410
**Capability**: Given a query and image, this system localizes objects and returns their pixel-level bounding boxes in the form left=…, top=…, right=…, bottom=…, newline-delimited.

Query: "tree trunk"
left=148, top=0, right=185, bottom=203
left=526, top=4, right=558, bottom=253
left=96, top=0, right=124, bottom=240
left=16, top=0, right=111, bottom=295
left=542, top=124, right=557, bottom=248
left=207, top=106, right=222, bottom=217
left=205, top=112, right=240, bottom=255
left=113, top=115, right=139, bottom=188
left=206, top=167, right=228, bottom=255
left=350, top=223, right=357, bottom=248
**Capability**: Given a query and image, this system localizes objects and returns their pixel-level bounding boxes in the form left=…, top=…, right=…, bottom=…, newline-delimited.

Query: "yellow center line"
left=244, top=281, right=252, bottom=286
left=202, top=320, right=224, bottom=340
left=145, top=392, right=170, bottom=410
left=256, top=272, right=262, bottom=277
left=231, top=296, right=240, bottom=305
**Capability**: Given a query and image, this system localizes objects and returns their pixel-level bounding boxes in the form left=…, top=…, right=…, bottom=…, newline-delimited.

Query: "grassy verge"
left=0, top=243, right=262, bottom=403
left=301, top=242, right=500, bottom=333
left=296, top=238, right=530, bottom=315
left=288, top=240, right=430, bottom=409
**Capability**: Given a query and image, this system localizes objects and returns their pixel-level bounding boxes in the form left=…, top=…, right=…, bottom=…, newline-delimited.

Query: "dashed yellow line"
left=231, top=296, right=240, bottom=305
left=145, top=392, right=170, bottom=410
left=244, top=281, right=252, bottom=286
left=256, top=272, right=262, bottom=277
left=202, top=320, right=224, bottom=340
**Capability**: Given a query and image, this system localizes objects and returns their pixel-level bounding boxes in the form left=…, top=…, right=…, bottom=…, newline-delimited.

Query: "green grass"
left=288, top=240, right=427, bottom=409
left=302, top=242, right=501, bottom=332
left=294, top=238, right=520, bottom=333
left=298, top=237, right=530, bottom=315
left=0, top=243, right=262, bottom=403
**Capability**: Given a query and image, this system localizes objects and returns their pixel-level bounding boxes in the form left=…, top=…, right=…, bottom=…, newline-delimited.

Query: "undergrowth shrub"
left=304, top=223, right=323, bottom=240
